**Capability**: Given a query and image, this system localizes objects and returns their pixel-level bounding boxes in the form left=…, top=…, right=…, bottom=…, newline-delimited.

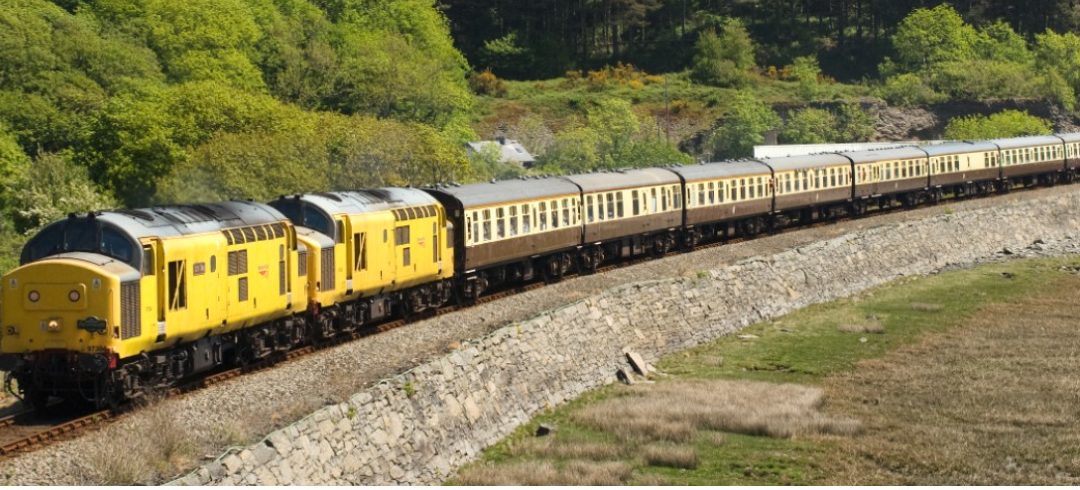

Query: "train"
left=2, top=133, right=1079, bottom=409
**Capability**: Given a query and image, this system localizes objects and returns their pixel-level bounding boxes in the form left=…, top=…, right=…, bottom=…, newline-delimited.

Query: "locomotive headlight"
left=68, top=290, right=81, bottom=302
left=27, top=290, right=40, bottom=303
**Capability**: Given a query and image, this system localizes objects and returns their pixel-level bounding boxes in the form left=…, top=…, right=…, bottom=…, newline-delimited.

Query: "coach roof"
left=428, top=177, right=580, bottom=208
left=670, top=160, right=772, bottom=181
left=758, top=153, right=852, bottom=173
left=560, top=167, right=680, bottom=193
left=842, top=146, right=927, bottom=164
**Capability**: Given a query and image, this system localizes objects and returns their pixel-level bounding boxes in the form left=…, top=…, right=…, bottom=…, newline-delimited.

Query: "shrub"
left=468, top=69, right=508, bottom=97
left=703, top=92, right=781, bottom=159
left=780, top=108, right=836, bottom=144
left=880, top=73, right=946, bottom=107
left=943, top=110, right=1053, bottom=140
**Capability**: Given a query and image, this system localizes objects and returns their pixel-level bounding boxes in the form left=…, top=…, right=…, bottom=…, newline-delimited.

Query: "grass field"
left=450, top=256, right=1080, bottom=485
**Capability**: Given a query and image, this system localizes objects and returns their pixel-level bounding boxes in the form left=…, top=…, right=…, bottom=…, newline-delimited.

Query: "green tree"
left=0, top=124, right=30, bottom=198
left=1035, top=30, right=1080, bottom=107
left=468, top=142, right=525, bottom=182
left=880, top=73, right=945, bottom=107
left=835, top=104, right=876, bottom=142
left=690, top=19, right=755, bottom=87
left=86, top=81, right=306, bottom=205
left=8, top=152, right=118, bottom=234
left=974, top=21, right=1033, bottom=64
left=891, top=4, right=978, bottom=72
left=703, top=92, right=780, bottom=159
left=780, top=108, right=836, bottom=144
left=943, top=110, right=1052, bottom=140
left=586, top=98, right=640, bottom=168
left=539, top=126, right=602, bottom=174
left=790, top=56, right=823, bottom=101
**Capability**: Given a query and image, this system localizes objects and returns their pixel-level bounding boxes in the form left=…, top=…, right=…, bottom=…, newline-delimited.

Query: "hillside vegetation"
left=3, top=1, right=1080, bottom=271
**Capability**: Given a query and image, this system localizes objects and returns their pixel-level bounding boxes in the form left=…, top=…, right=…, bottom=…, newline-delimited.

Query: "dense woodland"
left=443, top=0, right=1080, bottom=79
left=3, top=0, right=1080, bottom=270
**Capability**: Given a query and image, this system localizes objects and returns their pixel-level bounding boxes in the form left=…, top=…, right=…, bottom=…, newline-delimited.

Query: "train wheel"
left=25, top=390, right=51, bottom=412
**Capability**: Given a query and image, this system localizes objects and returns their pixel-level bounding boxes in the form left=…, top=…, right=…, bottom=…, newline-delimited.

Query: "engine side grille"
left=298, top=250, right=308, bottom=276
left=320, top=248, right=334, bottom=291
left=279, top=261, right=286, bottom=295
left=238, top=277, right=249, bottom=302
left=120, top=281, right=141, bottom=340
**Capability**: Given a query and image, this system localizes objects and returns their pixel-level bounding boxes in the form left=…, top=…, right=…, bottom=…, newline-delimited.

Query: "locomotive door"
left=151, top=239, right=168, bottom=342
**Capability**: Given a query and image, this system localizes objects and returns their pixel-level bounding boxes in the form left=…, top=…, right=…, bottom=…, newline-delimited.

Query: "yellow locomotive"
left=0, top=190, right=454, bottom=409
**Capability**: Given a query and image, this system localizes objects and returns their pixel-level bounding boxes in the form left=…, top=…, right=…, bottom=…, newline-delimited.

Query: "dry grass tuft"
left=82, top=403, right=195, bottom=484
left=456, top=460, right=633, bottom=485
left=508, top=437, right=626, bottom=461
left=909, top=302, right=944, bottom=312
left=642, top=443, right=699, bottom=469
left=837, top=320, right=884, bottom=334
left=573, top=380, right=861, bottom=441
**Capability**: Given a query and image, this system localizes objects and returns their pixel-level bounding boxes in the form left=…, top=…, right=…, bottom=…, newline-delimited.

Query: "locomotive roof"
left=842, top=146, right=926, bottom=164
left=98, top=201, right=287, bottom=239
left=757, top=153, right=851, bottom=172
left=918, top=141, right=999, bottom=156
left=428, top=177, right=580, bottom=207
left=669, top=160, right=772, bottom=181
left=560, top=167, right=680, bottom=193
left=1056, top=132, right=1080, bottom=143
left=279, top=189, right=438, bottom=216
left=989, top=135, right=1064, bottom=149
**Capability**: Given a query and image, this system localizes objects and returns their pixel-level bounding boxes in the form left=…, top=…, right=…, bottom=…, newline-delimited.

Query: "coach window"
left=522, top=204, right=531, bottom=233
left=496, top=208, right=506, bottom=238
left=674, top=186, right=682, bottom=209
left=508, top=206, right=518, bottom=237
left=616, top=192, right=625, bottom=218
left=481, top=209, right=491, bottom=242
left=538, top=202, right=548, bottom=230
left=704, top=182, right=713, bottom=204
left=647, top=188, right=656, bottom=212
left=562, top=199, right=571, bottom=226
left=585, top=195, right=594, bottom=223
left=471, top=212, right=480, bottom=243
left=631, top=190, right=640, bottom=215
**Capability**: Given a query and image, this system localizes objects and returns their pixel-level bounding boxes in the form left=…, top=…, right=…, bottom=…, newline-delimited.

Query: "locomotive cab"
left=0, top=215, right=141, bottom=408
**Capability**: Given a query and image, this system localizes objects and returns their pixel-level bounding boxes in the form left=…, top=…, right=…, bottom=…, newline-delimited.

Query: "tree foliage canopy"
left=943, top=110, right=1053, bottom=140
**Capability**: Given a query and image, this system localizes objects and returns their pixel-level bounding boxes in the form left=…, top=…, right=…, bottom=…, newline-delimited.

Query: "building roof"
left=466, top=138, right=536, bottom=165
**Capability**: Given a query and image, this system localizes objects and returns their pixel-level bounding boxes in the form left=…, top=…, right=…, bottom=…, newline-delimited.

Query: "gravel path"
left=2, top=185, right=1078, bottom=485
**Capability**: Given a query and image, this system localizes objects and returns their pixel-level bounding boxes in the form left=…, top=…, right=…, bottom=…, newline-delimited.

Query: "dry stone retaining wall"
left=173, top=192, right=1080, bottom=485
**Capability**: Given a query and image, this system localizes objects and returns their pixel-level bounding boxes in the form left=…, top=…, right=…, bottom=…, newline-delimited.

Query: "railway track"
left=0, top=181, right=1057, bottom=460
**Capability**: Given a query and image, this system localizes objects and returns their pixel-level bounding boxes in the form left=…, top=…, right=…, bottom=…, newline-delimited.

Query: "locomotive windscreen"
left=20, top=219, right=138, bottom=268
